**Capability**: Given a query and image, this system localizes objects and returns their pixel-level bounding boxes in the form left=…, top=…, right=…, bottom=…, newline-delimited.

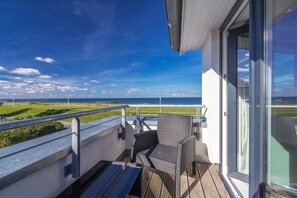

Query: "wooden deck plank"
left=187, top=164, right=205, bottom=198
left=145, top=169, right=164, bottom=198
left=197, top=163, right=220, bottom=198
left=265, top=185, right=282, bottom=198
left=122, top=156, right=130, bottom=163
left=120, top=157, right=229, bottom=198
left=160, top=173, right=174, bottom=198
left=141, top=167, right=154, bottom=197
left=181, top=171, right=190, bottom=198
left=207, top=164, right=230, bottom=198
left=270, top=185, right=296, bottom=198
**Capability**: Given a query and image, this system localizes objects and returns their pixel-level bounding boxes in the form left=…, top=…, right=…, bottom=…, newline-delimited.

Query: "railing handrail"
left=129, top=104, right=206, bottom=108
left=0, top=105, right=128, bottom=132
left=0, top=103, right=205, bottom=181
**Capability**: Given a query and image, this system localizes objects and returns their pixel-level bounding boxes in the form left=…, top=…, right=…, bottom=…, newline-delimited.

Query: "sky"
left=0, top=0, right=202, bottom=99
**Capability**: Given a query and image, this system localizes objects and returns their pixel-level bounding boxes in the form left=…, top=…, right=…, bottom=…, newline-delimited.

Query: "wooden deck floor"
left=121, top=157, right=230, bottom=198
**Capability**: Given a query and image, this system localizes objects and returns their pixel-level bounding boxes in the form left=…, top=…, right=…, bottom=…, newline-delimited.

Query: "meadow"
left=0, top=102, right=198, bottom=123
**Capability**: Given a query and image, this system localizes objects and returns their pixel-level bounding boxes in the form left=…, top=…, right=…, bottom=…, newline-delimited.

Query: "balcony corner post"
left=120, top=108, right=126, bottom=139
left=71, top=117, right=80, bottom=178
left=136, top=107, right=141, bottom=133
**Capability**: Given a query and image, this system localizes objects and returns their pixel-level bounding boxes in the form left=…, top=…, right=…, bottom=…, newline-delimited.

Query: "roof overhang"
left=165, top=0, right=237, bottom=54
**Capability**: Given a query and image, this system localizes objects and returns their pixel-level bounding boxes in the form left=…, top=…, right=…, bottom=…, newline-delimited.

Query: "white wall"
left=0, top=129, right=126, bottom=198
left=201, top=30, right=221, bottom=164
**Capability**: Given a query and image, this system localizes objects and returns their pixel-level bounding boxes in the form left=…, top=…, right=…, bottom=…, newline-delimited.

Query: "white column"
left=201, top=30, right=221, bottom=164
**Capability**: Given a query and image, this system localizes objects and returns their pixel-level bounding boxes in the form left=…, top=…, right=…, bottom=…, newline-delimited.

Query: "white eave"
left=180, top=0, right=237, bottom=54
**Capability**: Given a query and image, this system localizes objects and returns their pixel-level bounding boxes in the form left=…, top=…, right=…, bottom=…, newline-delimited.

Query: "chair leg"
left=175, top=174, right=181, bottom=198
left=192, top=161, right=196, bottom=175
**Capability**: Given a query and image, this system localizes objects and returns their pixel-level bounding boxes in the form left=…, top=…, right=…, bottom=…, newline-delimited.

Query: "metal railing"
left=129, top=104, right=207, bottom=134
left=0, top=105, right=128, bottom=131
left=0, top=105, right=128, bottom=179
left=0, top=104, right=207, bottom=179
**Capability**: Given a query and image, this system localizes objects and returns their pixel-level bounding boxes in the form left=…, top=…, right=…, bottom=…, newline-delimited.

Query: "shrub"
left=0, top=122, right=65, bottom=148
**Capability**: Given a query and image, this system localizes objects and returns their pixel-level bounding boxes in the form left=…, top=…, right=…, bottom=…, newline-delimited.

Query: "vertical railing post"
left=196, top=107, right=200, bottom=140
left=72, top=117, right=80, bottom=178
left=120, top=108, right=126, bottom=139
left=136, top=107, right=141, bottom=133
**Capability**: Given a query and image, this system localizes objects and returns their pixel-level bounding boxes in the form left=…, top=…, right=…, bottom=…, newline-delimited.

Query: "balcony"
left=120, top=157, right=229, bottom=198
left=0, top=104, right=231, bottom=197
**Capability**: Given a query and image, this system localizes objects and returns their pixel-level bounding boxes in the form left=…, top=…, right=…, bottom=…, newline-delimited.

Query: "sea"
left=1, top=96, right=296, bottom=105
left=1, top=97, right=202, bottom=105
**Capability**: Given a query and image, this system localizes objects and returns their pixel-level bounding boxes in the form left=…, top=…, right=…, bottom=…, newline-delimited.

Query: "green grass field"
left=0, top=102, right=198, bottom=123
left=0, top=102, right=296, bottom=148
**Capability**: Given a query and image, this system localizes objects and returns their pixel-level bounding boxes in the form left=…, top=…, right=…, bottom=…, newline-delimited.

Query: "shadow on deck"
left=121, top=157, right=230, bottom=198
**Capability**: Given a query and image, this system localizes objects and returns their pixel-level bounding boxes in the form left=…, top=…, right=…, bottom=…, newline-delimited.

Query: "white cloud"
left=57, top=85, right=88, bottom=92
left=35, top=57, right=55, bottom=63
left=274, top=74, right=294, bottom=84
left=10, top=67, right=41, bottom=75
left=127, top=88, right=142, bottom=95
left=78, top=88, right=88, bottom=91
left=83, top=82, right=90, bottom=86
left=238, top=67, right=249, bottom=72
left=171, top=93, right=186, bottom=97
left=0, top=66, right=6, bottom=71
left=15, top=83, right=28, bottom=88
left=90, top=79, right=100, bottom=83
left=38, top=75, right=52, bottom=79
left=57, top=85, right=73, bottom=92
left=39, top=83, right=54, bottom=89
left=102, top=90, right=112, bottom=94
left=131, top=62, right=142, bottom=66
left=110, top=83, right=118, bottom=87
left=24, top=79, right=34, bottom=83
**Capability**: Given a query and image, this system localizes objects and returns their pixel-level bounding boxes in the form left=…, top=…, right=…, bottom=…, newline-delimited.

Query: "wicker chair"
left=131, top=114, right=196, bottom=197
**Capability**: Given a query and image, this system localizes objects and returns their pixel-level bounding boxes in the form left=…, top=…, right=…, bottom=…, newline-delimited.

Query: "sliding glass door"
left=265, top=0, right=297, bottom=194
left=228, top=25, right=250, bottom=179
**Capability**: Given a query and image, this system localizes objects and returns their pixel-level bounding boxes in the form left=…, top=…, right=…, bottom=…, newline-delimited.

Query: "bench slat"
left=103, top=166, right=142, bottom=198
left=81, top=164, right=123, bottom=198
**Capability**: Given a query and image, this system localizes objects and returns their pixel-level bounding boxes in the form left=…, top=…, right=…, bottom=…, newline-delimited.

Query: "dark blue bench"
left=58, top=161, right=142, bottom=198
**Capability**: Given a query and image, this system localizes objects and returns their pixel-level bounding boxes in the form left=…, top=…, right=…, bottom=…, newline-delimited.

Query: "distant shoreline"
left=0, top=96, right=296, bottom=105
left=0, top=97, right=202, bottom=105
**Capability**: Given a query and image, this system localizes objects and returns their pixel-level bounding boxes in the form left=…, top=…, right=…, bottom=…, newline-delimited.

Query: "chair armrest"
left=130, top=130, right=158, bottom=162
left=176, top=135, right=196, bottom=175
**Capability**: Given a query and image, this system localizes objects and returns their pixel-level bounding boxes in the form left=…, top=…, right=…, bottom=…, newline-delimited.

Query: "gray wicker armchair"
left=131, top=114, right=196, bottom=198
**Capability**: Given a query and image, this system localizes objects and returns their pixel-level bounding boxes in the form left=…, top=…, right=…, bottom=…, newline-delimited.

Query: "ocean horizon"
left=0, top=97, right=202, bottom=105
left=1, top=96, right=296, bottom=105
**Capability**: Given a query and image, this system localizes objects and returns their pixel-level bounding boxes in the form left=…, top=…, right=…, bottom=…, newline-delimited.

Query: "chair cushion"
left=135, top=144, right=177, bottom=175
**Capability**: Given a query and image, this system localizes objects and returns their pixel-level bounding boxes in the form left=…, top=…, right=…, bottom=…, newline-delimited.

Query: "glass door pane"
left=227, top=24, right=249, bottom=178
left=265, top=0, right=297, bottom=193
left=237, top=33, right=249, bottom=174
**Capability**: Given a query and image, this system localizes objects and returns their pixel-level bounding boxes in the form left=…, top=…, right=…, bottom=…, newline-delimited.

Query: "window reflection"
left=237, top=33, right=249, bottom=175
left=266, top=0, right=297, bottom=192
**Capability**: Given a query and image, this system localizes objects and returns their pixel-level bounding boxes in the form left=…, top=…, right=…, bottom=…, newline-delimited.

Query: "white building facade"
left=164, top=0, right=297, bottom=197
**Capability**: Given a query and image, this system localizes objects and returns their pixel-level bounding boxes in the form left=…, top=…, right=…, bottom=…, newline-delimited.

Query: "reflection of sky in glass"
left=272, top=4, right=297, bottom=97
left=237, top=49, right=249, bottom=82
left=273, top=53, right=294, bottom=96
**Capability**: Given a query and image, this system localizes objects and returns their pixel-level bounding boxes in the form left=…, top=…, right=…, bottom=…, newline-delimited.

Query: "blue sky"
left=0, top=0, right=202, bottom=98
